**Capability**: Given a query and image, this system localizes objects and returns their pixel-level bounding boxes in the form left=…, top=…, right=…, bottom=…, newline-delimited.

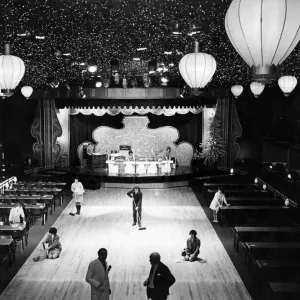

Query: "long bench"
left=233, top=227, right=300, bottom=254
left=244, top=242, right=300, bottom=272
left=220, top=206, right=294, bottom=226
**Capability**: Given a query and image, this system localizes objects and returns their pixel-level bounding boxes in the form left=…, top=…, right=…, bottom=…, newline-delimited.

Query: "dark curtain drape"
left=70, top=113, right=202, bottom=165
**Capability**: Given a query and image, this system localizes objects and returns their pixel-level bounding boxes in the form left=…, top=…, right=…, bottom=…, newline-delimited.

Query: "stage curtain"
left=70, top=113, right=202, bottom=165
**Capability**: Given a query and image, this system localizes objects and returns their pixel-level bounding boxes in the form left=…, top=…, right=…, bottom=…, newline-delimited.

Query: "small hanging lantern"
left=250, top=82, right=264, bottom=98
left=231, top=85, right=243, bottom=98
left=179, top=41, right=216, bottom=96
left=21, top=86, right=33, bottom=99
left=0, top=44, right=25, bottom=96
left=278, top=75, right=297, bottom=96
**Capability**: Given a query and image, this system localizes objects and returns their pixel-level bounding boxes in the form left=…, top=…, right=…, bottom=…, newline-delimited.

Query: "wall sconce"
left=230, top=168, right=234, bottom=175
left=254, top=177, right=258, bottom=184
left=262, top=184, right=267, bottom=191
left=284, top=198, right=290, bottom=207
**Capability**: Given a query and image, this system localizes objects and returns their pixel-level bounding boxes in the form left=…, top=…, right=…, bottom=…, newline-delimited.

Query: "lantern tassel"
left=4, top=43, right=10, bottom=55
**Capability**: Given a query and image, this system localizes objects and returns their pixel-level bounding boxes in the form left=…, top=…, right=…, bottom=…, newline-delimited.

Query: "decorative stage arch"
left=77, top=116, right=194, bottom=166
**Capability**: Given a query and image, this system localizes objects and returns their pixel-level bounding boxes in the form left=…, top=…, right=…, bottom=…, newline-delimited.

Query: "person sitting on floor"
left=9, top=202, right=26, bottom=225
left=181, top=230, right=201, bottom=262
left=209, top=187, right=230, bottom=223
left=42, top=227, right=62, bottom=259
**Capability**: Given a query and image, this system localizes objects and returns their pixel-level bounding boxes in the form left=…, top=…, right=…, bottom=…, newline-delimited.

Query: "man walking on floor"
left=144, top=252, right=176, bottom=300
left=127, top=185, right=143, bottom=228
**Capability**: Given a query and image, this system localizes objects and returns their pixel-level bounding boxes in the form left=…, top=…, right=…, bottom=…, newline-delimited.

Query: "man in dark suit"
left=143, top=252, right=176, bottom=300
left=127, top=186, right=143, bottom=228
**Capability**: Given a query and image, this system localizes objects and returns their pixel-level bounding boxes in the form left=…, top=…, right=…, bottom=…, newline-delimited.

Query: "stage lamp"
left=132, top=52, right=141, bottom=61
left=35, top=31, right=45, bottom=40
left=78, top=87, right=86, bottom=99
left=114, top=73, right=120, bottom=85
left=262, top=184, right=267, bottom=191
left=111, top=59, right=119, bottom=74
left=95, top=81, right=102, bottom=88
left=17, top=25, right=30, bottom=37
left=21, top=86, right=33, bottom=99
left=171, top=21, right=182, bottom=35
left=103, top=79, right=110, bottom=88
left=164, top=50, right=172, bottom=55
left=87, top=58, right=97, bottom=73
left=180, top=85, right=189, bottom=98
left=148, top=60, right=157, bottom=74
left=188, top=20, right=201, bottom=36
left=64, top=82, right=71, bottom=90
left=137, top=46, right=147, bottom=51
left=48, top=77, right=59, bottom=88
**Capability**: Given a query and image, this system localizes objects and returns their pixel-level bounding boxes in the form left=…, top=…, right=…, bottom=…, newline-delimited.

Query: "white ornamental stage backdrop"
left=78, top=116, right=194, bottom=166
left=56, top=107, right=213, bottom=167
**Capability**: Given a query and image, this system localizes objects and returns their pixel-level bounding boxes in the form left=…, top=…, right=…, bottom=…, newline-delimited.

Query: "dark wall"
left=235, top=84, right=300, bottom=163
left=0, top=95, right=38, bottom=165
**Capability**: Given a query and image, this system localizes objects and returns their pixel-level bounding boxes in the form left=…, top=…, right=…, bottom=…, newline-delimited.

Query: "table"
left=0, top=203, right=47, bottom=225
left=159, top=160, right=172, bottom=173
left=220, top=206, right=291, bottom=226
left=0, top=223, right=27, bottom=252
left=233, top=227, right=300, bottom=254
left=245, top=242, right=300, bottom=272
left=88, top=153, right=107, bottom=169
left=0, top=237, right=14, bottom=267
left=6, top=188, right=62, bottom=206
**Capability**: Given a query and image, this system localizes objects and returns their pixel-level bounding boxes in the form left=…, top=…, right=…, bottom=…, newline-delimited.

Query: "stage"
left=69, top=166, right=194, bottom=189
left=0, top=187, right=252, bottom=300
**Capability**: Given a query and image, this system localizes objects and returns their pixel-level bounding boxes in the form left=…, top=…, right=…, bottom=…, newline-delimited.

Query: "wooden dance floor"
left=0, top=188, right=252, bottom=300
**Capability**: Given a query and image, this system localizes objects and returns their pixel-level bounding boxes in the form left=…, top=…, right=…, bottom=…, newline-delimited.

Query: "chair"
left=26, top=200, right=43, bottom=225
left=0, top=234, right=14, bottom=268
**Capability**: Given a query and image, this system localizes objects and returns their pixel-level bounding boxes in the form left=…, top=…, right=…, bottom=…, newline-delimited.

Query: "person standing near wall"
left=69, top=177, right=85, bottom=216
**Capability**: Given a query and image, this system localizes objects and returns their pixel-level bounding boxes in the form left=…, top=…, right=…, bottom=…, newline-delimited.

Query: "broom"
left=133, top=200, right=146, bottom=230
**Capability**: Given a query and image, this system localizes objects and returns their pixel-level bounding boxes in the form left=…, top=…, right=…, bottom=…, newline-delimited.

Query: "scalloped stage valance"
left=68, top=106, right=203, bottom=116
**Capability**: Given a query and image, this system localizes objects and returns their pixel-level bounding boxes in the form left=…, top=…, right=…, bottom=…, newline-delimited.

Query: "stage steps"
left=100, top=181, right=189, bottom=189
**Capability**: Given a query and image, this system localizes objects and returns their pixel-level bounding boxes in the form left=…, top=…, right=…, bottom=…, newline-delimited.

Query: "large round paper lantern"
left=0, top=44, right=25, bottom=96
left=179, top=41, right=216, bottom=95
left=231, top=85, right=243, bottom=98
left=278, top=75, right=297, bottom=96
left=225, top=0, right=300, bottom=83
left=21, top=86, right=33, bottom=99
left=250, top=82, right=265, bottom=98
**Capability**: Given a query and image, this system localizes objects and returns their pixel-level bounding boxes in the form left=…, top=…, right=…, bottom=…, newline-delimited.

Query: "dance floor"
left=0, top=188, right=252, bottom=300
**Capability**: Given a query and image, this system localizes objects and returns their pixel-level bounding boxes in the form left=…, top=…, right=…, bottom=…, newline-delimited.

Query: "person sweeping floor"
left=69, top=177, right=85, bottom=216
left=127, top=185, right=146, bottom=230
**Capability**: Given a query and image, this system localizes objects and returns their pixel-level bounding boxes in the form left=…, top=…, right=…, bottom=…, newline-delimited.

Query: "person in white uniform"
left=86, top=248, right=111, bottom=300
left=209, top=187, right=230, bottom=223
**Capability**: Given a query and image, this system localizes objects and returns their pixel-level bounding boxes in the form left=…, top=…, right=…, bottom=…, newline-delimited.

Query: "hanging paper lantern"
left=225, top=0, right=300, bottom=84
left=278, top=75, right=297, bottom=96
left=0, top=44, right=25, bottom=96
left=179, top=41, right=216, bottom=96
left=231, top=85, right=243, bottom=98
left=250, top=82, right=264, bottom=98
left=21, top=86, right=33, bottom=99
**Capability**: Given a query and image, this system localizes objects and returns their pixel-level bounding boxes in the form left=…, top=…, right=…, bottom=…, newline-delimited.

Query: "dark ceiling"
left=0, top=0, right=299, bottom=90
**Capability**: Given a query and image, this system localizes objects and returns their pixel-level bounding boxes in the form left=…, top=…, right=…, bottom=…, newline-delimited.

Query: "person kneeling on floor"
left=33, top=227, right=62, bottom=261
left=181, top=230, right=200, bottom=262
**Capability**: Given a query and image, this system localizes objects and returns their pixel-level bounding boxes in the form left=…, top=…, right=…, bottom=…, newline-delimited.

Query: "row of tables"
left=0, top=180, right=67, bottom=271
left=201, top=179, right=300, bottom=299
left=106, top=160, right=174, bottom=174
